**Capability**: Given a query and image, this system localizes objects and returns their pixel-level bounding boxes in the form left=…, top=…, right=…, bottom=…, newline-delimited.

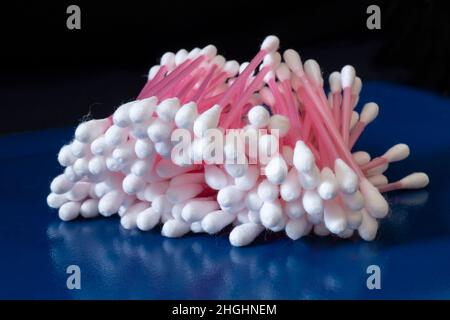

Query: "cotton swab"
left=47, top=34, right=429, bottom=247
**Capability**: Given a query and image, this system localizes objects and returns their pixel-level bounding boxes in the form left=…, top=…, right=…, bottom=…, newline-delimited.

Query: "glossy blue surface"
left=1, top=81, right=450, bottom=299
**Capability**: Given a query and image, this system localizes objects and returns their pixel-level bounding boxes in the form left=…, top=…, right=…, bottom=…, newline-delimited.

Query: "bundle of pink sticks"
left=47, top=35, right=429, bottom=246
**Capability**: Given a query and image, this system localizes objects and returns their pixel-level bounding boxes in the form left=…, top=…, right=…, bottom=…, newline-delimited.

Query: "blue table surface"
left=1, top=81, right=450, bottom=299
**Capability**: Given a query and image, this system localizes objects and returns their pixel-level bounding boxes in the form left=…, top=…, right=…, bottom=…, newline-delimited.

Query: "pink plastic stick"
left=377, top=181, right=402, bottom=193
left=341, top=87, right=352, bottom=145
left=137, top=65, right=168, bottom=99
left=348, top=122, right=366, bottom=149
left=361, top=157, right=387, bottom=172
left=218, top=50, right=267, bottom=108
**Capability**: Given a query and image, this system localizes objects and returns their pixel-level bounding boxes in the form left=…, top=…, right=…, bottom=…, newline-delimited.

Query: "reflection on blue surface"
left=0, top=81, right=450, bottom=299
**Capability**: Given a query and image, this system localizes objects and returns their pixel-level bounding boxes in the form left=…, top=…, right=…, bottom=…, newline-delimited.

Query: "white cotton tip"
left=352, top=76, right=362, bottom=96
left=347, top=210, right=363, bottom=229
left=400, top=172, right=429, bottom=189
left=281, top=145, right=293, bottom=167
left=155, top=159, right=195, bottom=178
left=171, top=202, right=185, bottom=220
left=129, top=96, right=157, bottom=123
left=323, top=200, right=347, bottom=234
left=224, top=161, right=248, bottom=178
left=161, top=51, right=175, bottom=69
left=340, top=65, right=356, bottom=88
left=285, top=199, right=305, bottom=219
left=352, top=151, right=371, bottom=166
left=223, top=60, right=240, bottom=76
left=283, top=49, right=303, bottom=75
left=113, top=101, right=134, bottom=128
left=175, top=49, right=189, bottom=66
left=156, top=98, right=181, bottom=122
left=73, top=158, right=90, bottom=177
left=313, top=223, right=330, bottom=236
left=118, top=195, right=137, bottom=216
left=122, top=174, right=145, bottom=195
left=90, top=136, right=111, bottom=156
left=105, top=157, right=121, bottom=172
left=383, top=143, right=410, bottom=163
left=188, top=47, right=202, bottom=60
left=75, top=118, right=110, bottom=143
left=285, top=216, right=309, bottom=240
left=303, top=189, right=324, bottom=220
left=270, top=214, right=287, bottom=232
left=260, top=200, right=283, bottom=229
left=293, top=141, right=315, bottom=172
left=280, top=168, right=302, bottom=202
left=201, top=44, right=217, bottom=59
left=120, top=202, right=150, bottom=229
left=104, top=125, right=128, bottom=147
left=248, top=105, right=271, bottom=128
left=136, top=207, right=161, bottom=231
left=257, top=179, right=279, bottom=202
left=193, top=104, right=221, bottom=138
left=70, top=140, right=89, bottom=158
left=134, top=139, right=154, bottom=159
left=50, top=174, right=75, bottom=194
left=143, top=181, right=169, bottom=202
left=318, top=167, right=338, bottom=200
left=223, top=201, right=247, bottom=215
left=350, top=111, right=359, bottom=130
left=211, top=55, right=226, bottom=69
left=235, top=165, right=259, bottom=191
left=182, top=200, right=219, bottom=223
left=360, top=178, right=389, bottom=219
left=358, top=209, right=378, bottom=241
left=229, top=222, right=264, bottom=247
left=368, top=174, right=388, bottom=187
left=130, top=159, right=150, bottom=177
left=261, top=35, right=280, bottom=52
left=155, top=140, right=172, bottom=158
left=204, top=165, right=228, bottom=190
left=297, top=165, right=321, bottom=190
left=58, top=201, right=80, bottom=221
left=338, top=228, right=354, bottom=239
left=245, top=189, right=263, bottom=212
left=66, top=182, right=90, bottom=202
left=147, top=118, right=173, bottom=143
left=47, top=193, right=68, bottom=209
left=263, top=70, right=275, bottom=85
left=217, top=185, right=246, bottom=209
left=275, top=63, right=291, bottom=82
left=304, top=59, right=323, bottom=87
left=201, top=210, right=235, bottom=234
left=329, top=72, right=342, bottom=93
left=259, top=87, right=276, bottom=106
left=259, top=134, right=280, bottom=159
left=367, top=162, right=389, bottom=177
left=112, top=142, right=134, bottom=165
left=88, top=156, right=106, bottom=176
left=265, top=155, right=288, bottom=185
left=248, top=210, right=261, bottom=224
left=190, top=221, right=203, bottom=233
left=58, top=145, right=76, bottom=167
left=80, top=199, right=99, bottom=218
left=151, top=195, right=172, bottom=214
left=334, top=159, right=359, bottom=194
left=98, top=190, right=125, bottom=217
left=64, top=166, right=82, bottom=183
left=262, top=52, right=281, bottom=69
left=239, top=62, right=250, bottom=75
left=162, top=219, right=191, bottom=238
left=148, top=65, right=160, bottom=80
left=360, top=102, right=379, bottom=124
left=169, top=173, right=204, bottom=187
left=341, top=190, right=365, bottom=211
left=166, top=183, right=203, bottom=204
left=268, top=114, right=290, bottom=138
left=175, top=102, right=198, bottom=129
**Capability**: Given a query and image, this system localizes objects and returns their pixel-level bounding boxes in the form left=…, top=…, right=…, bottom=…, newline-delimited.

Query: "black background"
left=1, top=0, right=449, bottom=135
